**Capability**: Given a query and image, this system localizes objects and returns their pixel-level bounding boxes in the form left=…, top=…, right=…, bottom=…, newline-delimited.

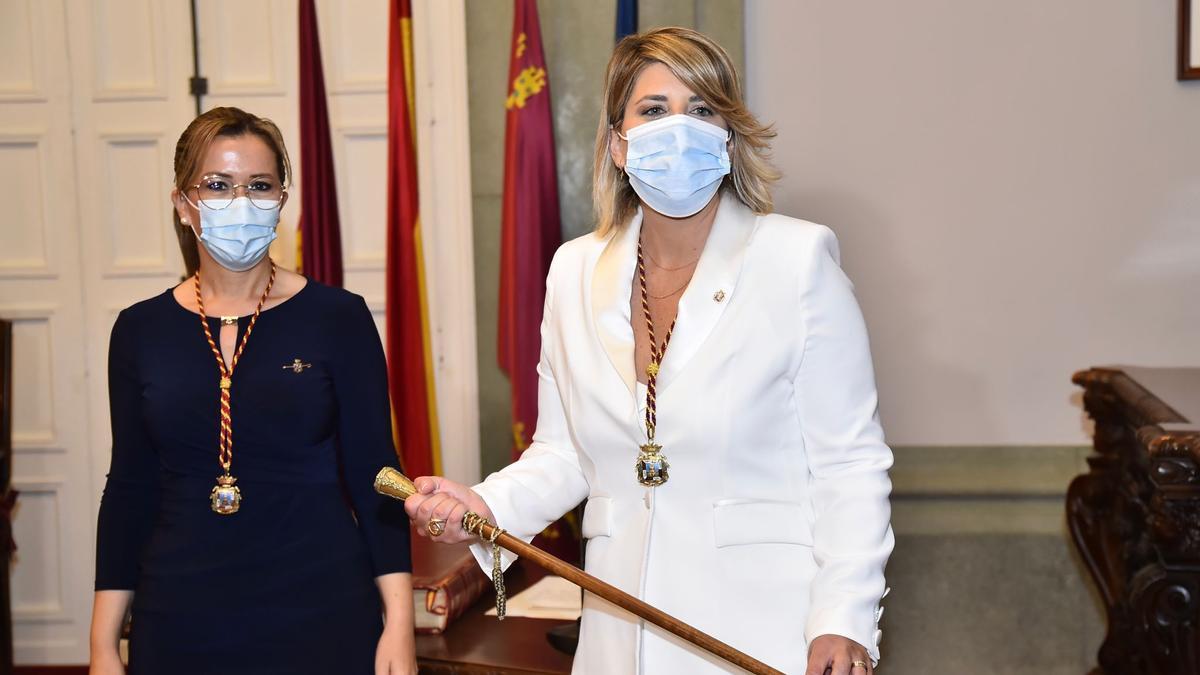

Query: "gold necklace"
left=636, top=239, right=672, bottom=487
left=647, top=276, right=691, bottom=300
left=644, top=248, right=699, bottom=272
left=194, top=261, right=276, bottom=514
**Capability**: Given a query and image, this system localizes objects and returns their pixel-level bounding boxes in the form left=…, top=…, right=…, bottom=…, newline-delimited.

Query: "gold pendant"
left=210, top=473, right=242, bottom=514
left=635, top=443, right=669, bottom=486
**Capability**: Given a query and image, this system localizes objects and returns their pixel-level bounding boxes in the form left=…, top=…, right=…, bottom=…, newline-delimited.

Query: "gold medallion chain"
left=194, top=260, right=276, bottom=513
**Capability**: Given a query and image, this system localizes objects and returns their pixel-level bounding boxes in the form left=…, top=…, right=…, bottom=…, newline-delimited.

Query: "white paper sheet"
left=485, top=575, right=583, bottom=620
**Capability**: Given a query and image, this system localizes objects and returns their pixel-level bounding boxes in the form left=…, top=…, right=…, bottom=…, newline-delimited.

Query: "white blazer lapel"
left=657, top=192, right=757, bottom=391
left=590, top=209, right=643, bottom=399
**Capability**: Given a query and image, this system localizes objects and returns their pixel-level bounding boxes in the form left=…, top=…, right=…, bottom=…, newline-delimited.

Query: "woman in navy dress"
left=89, top=107, right=415, bottom=675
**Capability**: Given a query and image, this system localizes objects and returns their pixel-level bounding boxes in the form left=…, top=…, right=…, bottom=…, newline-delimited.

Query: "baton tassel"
left=463, top=511, right=507, bottom=619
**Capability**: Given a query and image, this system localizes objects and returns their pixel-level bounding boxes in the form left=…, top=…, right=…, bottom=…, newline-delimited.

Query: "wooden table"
left=1070, top=367, right=1200, bottom=675
left=415, top=559, right=575, bottom=674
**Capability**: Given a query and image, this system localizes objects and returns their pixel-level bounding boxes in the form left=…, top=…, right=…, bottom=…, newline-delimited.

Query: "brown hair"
left=172, top=107, right=292, bottom=276
left=592, top=27, right=780, bottom=237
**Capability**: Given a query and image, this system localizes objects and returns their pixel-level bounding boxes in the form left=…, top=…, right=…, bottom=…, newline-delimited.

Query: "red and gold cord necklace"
left=636, top=239, right=675, bottom=487
left=194, top=260, right=276, bottom=514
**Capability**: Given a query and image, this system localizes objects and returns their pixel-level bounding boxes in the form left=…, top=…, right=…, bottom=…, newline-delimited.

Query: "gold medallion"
left=210, top=473, right=242, bottom=514
left=635, top=443, right=669, bottom=487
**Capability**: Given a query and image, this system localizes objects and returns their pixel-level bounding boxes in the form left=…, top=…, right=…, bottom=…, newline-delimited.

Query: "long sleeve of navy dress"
left=95, top=280, right=411, bottom=675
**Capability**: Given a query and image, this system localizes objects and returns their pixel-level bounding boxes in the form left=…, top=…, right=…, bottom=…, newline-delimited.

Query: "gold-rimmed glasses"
left=184, top=174, right=286, bottom=210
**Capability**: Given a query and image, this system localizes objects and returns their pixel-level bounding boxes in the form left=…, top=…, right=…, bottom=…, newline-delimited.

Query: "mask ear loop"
left=179, top=190, right=203, bottom=240
left=610, top=124, right=631, bottom=176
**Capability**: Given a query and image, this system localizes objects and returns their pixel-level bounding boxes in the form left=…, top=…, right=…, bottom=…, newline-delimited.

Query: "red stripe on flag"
left=386, top=0, right=438, bottom=477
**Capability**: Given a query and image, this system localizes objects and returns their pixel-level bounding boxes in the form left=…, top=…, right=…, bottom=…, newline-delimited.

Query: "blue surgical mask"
left=619, top=114, right=732, bottom=218
left=193, top=197, right=280, bottom=272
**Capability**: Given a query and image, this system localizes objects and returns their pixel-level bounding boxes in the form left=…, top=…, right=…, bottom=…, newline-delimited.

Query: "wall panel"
left=0, top=135, right=51, bottom=276
left=9, top=483, right=66, bottom=621
left=324, top=0, right=388, bottom=94
left=883, top=446, right=1103, bottom=674
left=336, top=127, right=388, bottom=271
left=90, top=0, right=166, bottom=100
left=98, top=133, right=174, bottom=276
left=0, top=0, right=44, bottom=101
left=7, top=311, right=57, bottom=449
left=199, top=0, right=286, bottom=96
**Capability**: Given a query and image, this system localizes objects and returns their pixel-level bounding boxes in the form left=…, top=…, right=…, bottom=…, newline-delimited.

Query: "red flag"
left=499, top=0, right=577, bottom=563
left=297, top=0, right=343, bottom=286
left=499, top=0, right=562, bottom=460
left=386, top=0, right=440, bottom=477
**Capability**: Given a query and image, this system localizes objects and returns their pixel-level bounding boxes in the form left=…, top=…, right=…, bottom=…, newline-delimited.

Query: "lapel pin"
left=713, top=290, right=726, bottom=303
left=283, top=358, right=312, bottom=373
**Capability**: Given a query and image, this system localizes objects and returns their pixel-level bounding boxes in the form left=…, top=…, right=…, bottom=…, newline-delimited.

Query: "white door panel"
left=2, top=0, right=95, bottom=661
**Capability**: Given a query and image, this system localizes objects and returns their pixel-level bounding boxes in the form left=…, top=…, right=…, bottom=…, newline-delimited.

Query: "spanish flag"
left=385, top=0, right=440, bottom=477
left=499, top=0, right=562, bottom=461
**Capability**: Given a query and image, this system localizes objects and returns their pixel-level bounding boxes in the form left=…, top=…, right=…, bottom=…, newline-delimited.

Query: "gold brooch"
left=283, top=359, right=312, bottom=373
left=713, top=290, right=726, bottom=302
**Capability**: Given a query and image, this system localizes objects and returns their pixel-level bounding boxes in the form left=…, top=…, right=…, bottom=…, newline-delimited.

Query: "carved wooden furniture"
left=1070, top=367, right=1200, bottom=675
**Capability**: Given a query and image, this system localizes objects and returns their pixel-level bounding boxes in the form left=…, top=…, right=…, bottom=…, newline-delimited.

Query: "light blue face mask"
left=619, top=114, right=732, bottom=218
left=193, top=197, right=280, bottom=272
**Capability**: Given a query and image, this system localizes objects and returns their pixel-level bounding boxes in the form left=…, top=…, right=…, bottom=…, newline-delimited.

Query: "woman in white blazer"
left=406, top=27, right=894, bottom=675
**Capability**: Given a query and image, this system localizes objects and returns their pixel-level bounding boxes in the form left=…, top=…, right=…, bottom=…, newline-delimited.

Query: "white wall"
left=746, top=0, right=1200, bottom=445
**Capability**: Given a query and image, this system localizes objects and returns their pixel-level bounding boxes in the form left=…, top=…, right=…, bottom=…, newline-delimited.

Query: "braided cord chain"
left=637, top=240, right=676, bottom=442
left=194, top=260, right=277, bottom=473
left=463, top=512, right=507, bottom=619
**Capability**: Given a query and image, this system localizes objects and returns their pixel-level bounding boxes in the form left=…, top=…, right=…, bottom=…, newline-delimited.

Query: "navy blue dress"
left=95, top=280, right=411, bottom=675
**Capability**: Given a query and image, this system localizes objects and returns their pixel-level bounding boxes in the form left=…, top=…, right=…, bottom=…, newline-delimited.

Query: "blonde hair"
left=171, top=107, right=293, bottom=277
left=592, top=27, right=780, bottom=237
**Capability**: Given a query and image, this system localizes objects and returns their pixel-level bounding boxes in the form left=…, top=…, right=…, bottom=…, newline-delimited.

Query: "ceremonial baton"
left=375, top=467, right=783, bottom=675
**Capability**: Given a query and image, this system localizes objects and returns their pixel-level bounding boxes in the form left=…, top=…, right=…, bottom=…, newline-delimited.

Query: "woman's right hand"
left=404, top=476, right=496, bottom=545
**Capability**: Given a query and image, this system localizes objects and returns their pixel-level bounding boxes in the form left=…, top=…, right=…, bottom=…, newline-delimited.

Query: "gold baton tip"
left=374, top=467, right=417, bottom=500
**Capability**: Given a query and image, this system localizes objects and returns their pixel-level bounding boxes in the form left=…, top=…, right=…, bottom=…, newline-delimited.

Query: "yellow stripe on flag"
left=399, top=14, right=440, bottom=475
left=413, top=220, right=441, bottom=475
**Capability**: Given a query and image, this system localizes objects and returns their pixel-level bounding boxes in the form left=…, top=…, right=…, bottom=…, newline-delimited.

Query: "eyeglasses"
left=184, top=174, right=286, bottom=210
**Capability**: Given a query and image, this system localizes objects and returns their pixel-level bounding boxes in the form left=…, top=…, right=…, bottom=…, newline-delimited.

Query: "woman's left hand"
left=375, top=622, right=417, bottom=675
left=806, top=634, right=872, bottom=675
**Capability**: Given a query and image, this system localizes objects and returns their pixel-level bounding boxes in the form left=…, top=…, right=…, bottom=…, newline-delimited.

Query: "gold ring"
left=850, top=660, right=868, bottom=671
left=426, top=518, right=447, bottom=537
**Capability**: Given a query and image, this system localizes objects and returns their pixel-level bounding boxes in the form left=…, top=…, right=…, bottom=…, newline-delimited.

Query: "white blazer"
left=472, top=193, right=894, bottom=674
